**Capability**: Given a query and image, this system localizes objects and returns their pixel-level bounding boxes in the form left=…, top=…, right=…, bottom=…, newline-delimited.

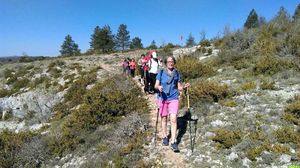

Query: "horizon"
left=0, top=0, right=299, bottom=57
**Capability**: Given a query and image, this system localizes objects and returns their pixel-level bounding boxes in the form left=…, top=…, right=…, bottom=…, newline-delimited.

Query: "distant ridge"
left=0, top=56, right=51, bottom=63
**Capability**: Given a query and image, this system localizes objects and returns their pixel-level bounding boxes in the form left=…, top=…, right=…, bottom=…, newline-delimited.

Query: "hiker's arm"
left=178, top=82, right=190, bottom=91
left=155, top=80, right=163, bottom=92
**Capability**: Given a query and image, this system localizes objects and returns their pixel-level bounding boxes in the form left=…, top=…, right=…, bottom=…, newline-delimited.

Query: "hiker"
left=122, top=58, right=129, bottom=75
left=129, top=58, right=136, bottom=77
left=148, top=51, right=161, bottom=94
left=138, top=54, right=145, bottom=84
left=126, top=58, right=131, bottom=75
left=142, top=52, right=151, bottom=93
left=155, top=56, right=190, bottom=152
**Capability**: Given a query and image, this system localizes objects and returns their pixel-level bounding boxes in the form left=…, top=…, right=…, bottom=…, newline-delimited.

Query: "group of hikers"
left=122, top=50, right=190, bottom=152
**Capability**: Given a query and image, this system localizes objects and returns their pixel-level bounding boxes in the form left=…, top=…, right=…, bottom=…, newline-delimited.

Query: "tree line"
left=60, top=3, right=300, bottom=57
left=60, top=24, right=145, bottom=57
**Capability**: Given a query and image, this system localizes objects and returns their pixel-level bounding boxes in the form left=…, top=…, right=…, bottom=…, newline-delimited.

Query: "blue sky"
left=0, top=0, right=299, bottom=56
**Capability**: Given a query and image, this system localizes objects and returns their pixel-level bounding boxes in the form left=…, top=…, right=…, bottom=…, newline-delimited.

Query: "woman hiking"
left=129, top=58, right=136, bottom=77
left=148, top=51, right=161, bottom=94
left=155, top=56, right=190, bottom=152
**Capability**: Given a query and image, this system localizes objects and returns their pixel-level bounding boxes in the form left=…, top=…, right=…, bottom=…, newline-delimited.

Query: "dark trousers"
left=140, top=67, right=144, bottom=79
left=149, top=73, right=157, bottom=92
left=130, top=69, right=135, bottom=77
left=143, top=70, right=150, bottom=92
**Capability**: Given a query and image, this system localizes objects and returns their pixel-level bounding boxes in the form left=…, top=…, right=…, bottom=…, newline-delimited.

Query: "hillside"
left=1, top=45, right=300, bottom=167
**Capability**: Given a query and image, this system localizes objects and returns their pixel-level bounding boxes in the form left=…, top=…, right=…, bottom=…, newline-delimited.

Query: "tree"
left=60, top=35, right=80, bottom=57
left=186, top=33, right=196, bottom=47
left=147, top=40, right=157, bottom=49
left=271, top=6, right=291, bottom=31
left=293, top=3, right=300, bottom=22
left=90, top=25, right=114, bottom=54
left=115, top=24, right=130, bottom=51
left=90, top=26, right=101, bottom=54
left=244, top=9, right=259, bottom=29
left=130, top=37, right=143, bottom=49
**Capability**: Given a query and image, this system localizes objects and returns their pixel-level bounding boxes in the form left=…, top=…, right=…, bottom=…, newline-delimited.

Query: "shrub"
left=274, top=127, right=299, bottom=144
left=48, top=60, right=65, bottom=69
left=0, top=130, right=36, bottom=168
left=216, top=49, right=252, bottom=68
left=238, top=81, right=256, bottom=91
left=0, top=89, right=12, bottom=98
left=188, top=81, right=231, bottom=105
left=50, top=75, right=148, bottom=157
left=249, top=130, right=266, bottom=141
left=62, top=75, right=148, bottom=131
left=285, top=97, right=300, bottom=118
left=253, top=25, right=278, bottom=56
left=53, top=72, right=97, bottom=119
left=246, top=146, right=264, bottom=161
left=207, top=48, right=213, bottom=55
left=282, top=112, right=300, bottom=125
left=4, top=68, right=15, bottom=79
left=200, top=40, right=210, bottom=47
left=219, top=99, right=237, bottom=107
left=232, top=57, right=252, bottom=70
left=253, top=56, right=298, bottom=75
left=246, top=143, right=290, bottom=161
left=12, top=77, right=30, bottom=91
left=260, top=79, right=276, bottom=90
left=212, top=128, right=242, bottom=149
left=176, top=56, right=215, bottom=81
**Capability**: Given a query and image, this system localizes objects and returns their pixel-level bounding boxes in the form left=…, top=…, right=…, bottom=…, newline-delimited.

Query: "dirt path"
left=99, top=59, right=188, bottom=167
left=134, top=77, right=188, bottom=168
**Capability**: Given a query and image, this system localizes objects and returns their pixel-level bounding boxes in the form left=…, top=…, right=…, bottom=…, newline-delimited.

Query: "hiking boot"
left=170, top=143, right=180, bottom=152
left=162, top=137, right=169, bottom=146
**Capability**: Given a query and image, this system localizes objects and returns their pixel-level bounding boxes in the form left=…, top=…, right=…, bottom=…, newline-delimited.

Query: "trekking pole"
left=154, top=93, right=161, bottom=147
left=187, top=87, right=193, bottom=152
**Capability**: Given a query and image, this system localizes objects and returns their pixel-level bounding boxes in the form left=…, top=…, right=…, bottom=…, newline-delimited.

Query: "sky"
left=0, top=0, right=299, bottom=57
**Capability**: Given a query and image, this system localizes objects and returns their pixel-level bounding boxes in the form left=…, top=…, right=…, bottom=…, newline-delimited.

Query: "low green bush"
left=176, top=56, right=215, bottom=81
left=212, top=128, right=242, bottom=149
left=62, top=75, right=148, bottom=131
left=246, top=143, right=290, bottom=161
left=219, top=99, right=238, bottom=107
left=260, top=79, right=276, bottom=90
left=0, top=89, right=12, bottom=98
left=274, top=127, right=299, bottom=144
left=188, top=81, right=231, bottom=105
left=253, top=56, right=298, bottom=75
left=285, top=96, right=300, bottom=118
left=50, top=74, right=148, bottom=157
left=0, top=130, right=36, bottom=168
left=238, top=81, right=256, bottom=92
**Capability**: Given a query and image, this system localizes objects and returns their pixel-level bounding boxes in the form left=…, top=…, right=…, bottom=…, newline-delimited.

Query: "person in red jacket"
left=129, top=58, right=136, bottom=77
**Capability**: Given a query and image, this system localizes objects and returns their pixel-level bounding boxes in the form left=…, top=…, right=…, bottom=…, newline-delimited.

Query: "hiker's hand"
left=157, top=86, right=163, bottom=92
left=184, top=83, right=190, bottom=89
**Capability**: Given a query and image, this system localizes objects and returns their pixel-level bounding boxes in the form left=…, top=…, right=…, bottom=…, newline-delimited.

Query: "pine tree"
left=90, top=25, right=114, bottom=54
left=244, top=9, right=259, bottom=29
left=60, top=35, right=80, bottom=57
left=271, top=6, right=291, bottom=31
left=115, top=24, right=130, bottom=51
left=90, top=26, right=101, bottom=54
left=148, top=40, right=157, bottom=49
left=293, top=3, right=300, bottom=22
left=130, top=37, right=143, bottom=49
left=186, top=33, right=196, bottom=47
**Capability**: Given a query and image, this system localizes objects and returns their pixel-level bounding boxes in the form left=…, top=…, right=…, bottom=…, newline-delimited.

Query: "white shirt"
left=148, top=58, right=161, bottom=74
